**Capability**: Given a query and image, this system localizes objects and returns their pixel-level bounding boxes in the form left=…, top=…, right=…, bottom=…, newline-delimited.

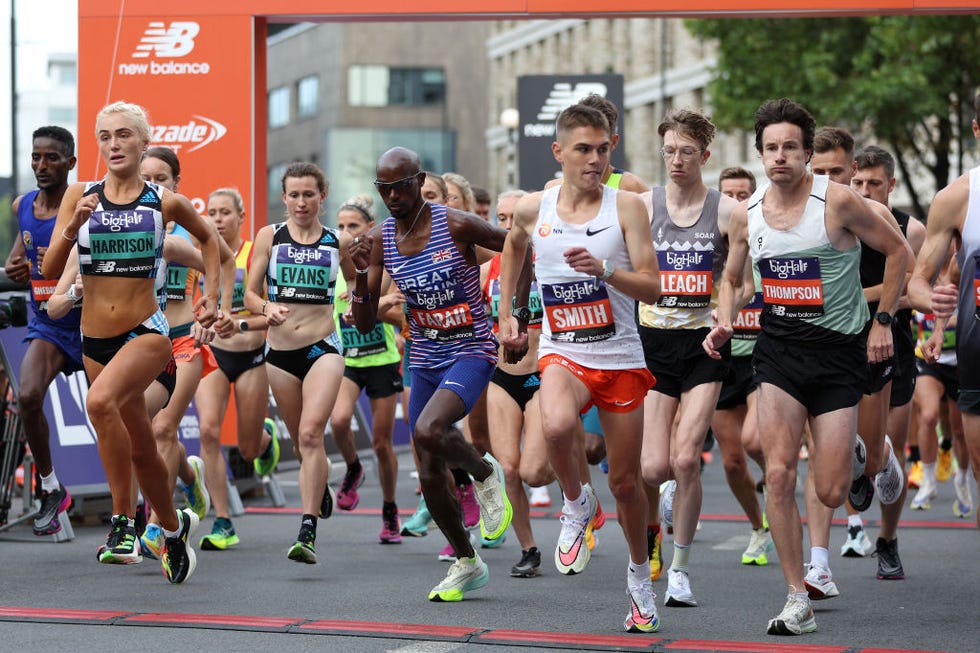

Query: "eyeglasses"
left=660, top=147, right=702, bottom=161
left=374, top=174, right=419, bottom=195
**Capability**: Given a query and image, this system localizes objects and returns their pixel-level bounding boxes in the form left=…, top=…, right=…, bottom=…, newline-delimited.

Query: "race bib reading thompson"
left=88, top=209, right=157, bottom=276
left=541, top=280, right=615, bottom=344
left=408, top=281, right=476, bottom=342
left=656, top=250, right=712, bottom=308
left=759, top=257, right=824, bottom=319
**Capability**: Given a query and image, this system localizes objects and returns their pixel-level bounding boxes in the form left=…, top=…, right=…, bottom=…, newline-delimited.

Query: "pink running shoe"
left=336, top=464, right=364, bottom=511
left=379, top=503, right=402, bottom=544
left=457, top=482, right=480, bottom=530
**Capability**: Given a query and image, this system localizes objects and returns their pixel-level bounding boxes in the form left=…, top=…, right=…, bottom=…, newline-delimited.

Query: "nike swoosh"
left=630, top=597, right=653, bottom=625
left=585, top=225, right=613, bottom=237
left=445, top=381, right=464, bottom=388
left=558, top=532, right=585, bottom=567
left=613, top=399, right=636, bottom=407
left=392, top=260, right=409, bottom=274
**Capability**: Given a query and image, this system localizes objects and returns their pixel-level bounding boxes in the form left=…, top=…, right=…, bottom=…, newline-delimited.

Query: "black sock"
left=349, top=457, right=362, bottom=475
left=451, top=467, right=471, bottom=486
left=908, top=445, right=921, bottom=463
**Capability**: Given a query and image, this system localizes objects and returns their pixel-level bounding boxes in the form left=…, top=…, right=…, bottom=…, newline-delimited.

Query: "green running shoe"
left=254, top=418, right=280, bottom=476
left=200, top=517, right=239, bottom=550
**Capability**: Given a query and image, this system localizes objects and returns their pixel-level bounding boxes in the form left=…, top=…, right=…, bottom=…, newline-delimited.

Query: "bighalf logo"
left=524, top=82, right=608, bottom=138
left=119, top=21, right=210, bottom=76
left=151, top=115, right=227, bottom=154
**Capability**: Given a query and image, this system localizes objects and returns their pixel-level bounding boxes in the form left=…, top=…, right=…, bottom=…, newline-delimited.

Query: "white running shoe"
left=803, top=563, right=839, bottom=600
left=427, top=554, right=489, bottom=602
left=953, top=473, right=974, bottom=518
left=659, top=480, right=676, bottom=529
left=474, top=453, right=513, bottom=542
left=767, top=593, right=817, bottom=635
left=554, top=485, right=597, bottom=575
left=624, top=580, right=660, bottom=633
left=742, top=527, right=773, bottom=565
left=528, top=485, right=551, bottom=507
left=910, top=479, right=937, bottom=510
left=875, top=436, right=904, bottom=505
left=664, top=568, right=697, bottom=607
left=840, top=525, right=873, bottom=557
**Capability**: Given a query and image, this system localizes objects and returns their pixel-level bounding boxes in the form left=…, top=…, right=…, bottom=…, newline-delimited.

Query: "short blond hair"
left=96, top=101, right=151, bottom=143
left=209, top=187, right=245, bottom=214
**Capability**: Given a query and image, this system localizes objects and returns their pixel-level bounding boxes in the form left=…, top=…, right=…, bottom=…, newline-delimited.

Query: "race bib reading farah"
left=656, top=250, right=712, bottom=308
left=88, top=209, right=157, bottom=276
left=541, top=280, right=615, bottom=343
left=733, top=291, right=763, bottom=339
left=408, top=280, right=476, bottom=341
left=759, top=257, right=824, bottom=319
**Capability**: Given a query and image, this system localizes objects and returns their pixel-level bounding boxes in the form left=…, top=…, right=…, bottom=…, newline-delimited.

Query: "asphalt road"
left=1, top=448, right=977, bottom=653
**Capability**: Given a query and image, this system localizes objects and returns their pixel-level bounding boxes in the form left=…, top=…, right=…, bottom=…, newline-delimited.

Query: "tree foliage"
left=686, top=16, right=980, bottom=217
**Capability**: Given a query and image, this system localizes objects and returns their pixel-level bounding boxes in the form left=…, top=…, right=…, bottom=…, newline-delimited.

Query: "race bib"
left=541, top=279, right=615, bottom=344
left=656, top=250, right=712, bottom=308
left=759, top=257, right=824, bottom=319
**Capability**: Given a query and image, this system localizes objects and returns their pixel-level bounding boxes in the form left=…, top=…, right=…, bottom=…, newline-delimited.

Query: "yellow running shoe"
left=937, top=449, right=953, bottom=483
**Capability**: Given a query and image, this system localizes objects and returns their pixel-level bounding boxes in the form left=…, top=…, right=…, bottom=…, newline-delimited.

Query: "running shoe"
left=428, top=554, right=489, bottom=602
left=624, top=580, right=660, bottom=633
left=585, top=492, right=605, bottom=552
left=439, top=532, right=476, bottom=561
left=253, top=418, right=281, bottom=477
left=140, top=523, right=164, bottom=560
left=953, top=472, right=974, bottom=518
left=936, top=447, right=953, bottom=483
left=875, top=436, right=904, bottom=505
left=554, top=485, right=597, bottom=575
left=852, top=434, right=867, bottom=479
left=288, top=520, right=317, bottom=564
left=511, top=547, right=541, bottom=578
left=665, top=568, right=697, bottom=607
left=659, top=480, right=676, bottom=529
left=401, top=496, right=434, bottom=536
left=647, top=526, right=663, bottom=581
left=907, top=460, right=923, bottom=488
left=320, top=483, right=336, bottom=519
left=848, top=474, right=874, bottom=512
left=337, top=463, right=365, bottom=511
left=840, top=524, right=873, bottom=557
left=474, top=453, right=512, bottom=542
left=803, top=563, right=839, bottom=600
left=767, top=592, right=816, bottom=636
left=200, top=517, right=239, bottom=550
left=33, top=483, right=71, bottom=536
left=162, top=509, right=199, bottom=584
left=98, top=514, right=143, bottom=564
left=134, top=500, right=148, bottom=539
left=742, top=527, right=774, bottom=565
left=457, top=482, right=480, bottom=530
left=379, top=503, right=402, bottom=544
left=528, top=485, right=551, bottom=507
left=873, top=537, right=904, bottom=580
left=182, top=455, right=210, bottom=521
left=910, top=478, right=937, bottom=510
left=481, top=532, right=506, bottom=548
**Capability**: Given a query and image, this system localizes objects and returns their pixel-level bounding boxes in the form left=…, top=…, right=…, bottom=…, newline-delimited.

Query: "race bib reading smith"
left=541, top=279, right=615, bottom=343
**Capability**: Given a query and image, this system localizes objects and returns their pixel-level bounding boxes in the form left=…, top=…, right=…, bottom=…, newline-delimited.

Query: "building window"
left=268, top=87, right=290, bottom=128
left=49, top=62, right=76, bottom=85
left=348, top=65, right=445, bottom=107
left=268, top=162, right=289, bottom=202
left=297, top=75, right=318, bottom=118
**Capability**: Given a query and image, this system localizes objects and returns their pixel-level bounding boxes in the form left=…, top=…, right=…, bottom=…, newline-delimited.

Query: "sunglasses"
left=374, top=174, right=420, bottom=195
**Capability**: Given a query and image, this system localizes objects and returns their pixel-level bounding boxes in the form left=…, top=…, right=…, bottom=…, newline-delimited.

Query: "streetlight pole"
left=499, top=107, right=519, bottom=191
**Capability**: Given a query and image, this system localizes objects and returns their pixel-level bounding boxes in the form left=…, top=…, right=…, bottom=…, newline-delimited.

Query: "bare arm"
left=909, top=178, right=966, bottom=319
left=704, top=205, right=749, bottom=358
left=165, top=191, right=221, bottom=328
left=349, top=224, right=385, bottom=334
left=41, top=183, right=88, bottom=279
left=45, top=249, right=81, bottom=320
left=244, top=225, right=283, bottom=325
left=4, top=198, right=29, bottom=284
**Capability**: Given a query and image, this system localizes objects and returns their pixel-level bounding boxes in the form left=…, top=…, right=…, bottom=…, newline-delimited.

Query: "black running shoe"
left=162, top=509, right=200, bottom=584
left=848, top=474, right=874, bottom=512
left=98, top=515, right=142, bottom=564
left=33, top=484, right=72, bottom=536
left=511, top=547, right=541, bottom=577
left=873, top=537, right=904, bottom=580
left=288, top=522, right=318, bottom=564
left=320, top=484, right=336, bottom=519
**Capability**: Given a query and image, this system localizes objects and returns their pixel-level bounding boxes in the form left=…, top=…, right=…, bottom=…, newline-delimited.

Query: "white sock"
left=563, top=485, right=587, bottom=514
left=40, top=470, right=59, bottom=493
left=628, top=557, right=651, bottom=586
left=923, top=462, right=937, bottom=485
left=810, top=546, right=829, bottom=570
left=670, top=542, right=690, bottom=571
left=847, top=514, right=863, bottom=529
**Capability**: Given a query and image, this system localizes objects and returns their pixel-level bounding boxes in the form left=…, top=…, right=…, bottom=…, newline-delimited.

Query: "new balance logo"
left=536, top=82, right=608, bottom=121
left=132, top=22, right=199, bottom=58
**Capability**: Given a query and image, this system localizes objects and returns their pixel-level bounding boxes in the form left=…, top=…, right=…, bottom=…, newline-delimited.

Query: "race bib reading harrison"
left=541, top=279, right=615, bottom=344
left=759, top=257, right=824, bottom=320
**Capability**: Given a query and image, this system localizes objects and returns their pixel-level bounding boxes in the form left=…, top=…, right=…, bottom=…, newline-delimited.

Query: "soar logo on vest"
left=119, top=21, right=211, bottom=76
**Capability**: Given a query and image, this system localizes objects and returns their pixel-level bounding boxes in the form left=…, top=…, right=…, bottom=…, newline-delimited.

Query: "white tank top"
left=532, top=185, right=645, bottom=369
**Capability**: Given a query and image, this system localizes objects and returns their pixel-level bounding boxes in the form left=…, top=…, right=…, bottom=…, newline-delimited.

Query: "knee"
left=498, top=458, right=520, bottom=485
left=817, top=483, right=847, bottom=509
left=151, top=419, right=173, bottom=445
left=641, top=459, right=669, bottom=487
left=520, top=460, right=554, bottom=487
left=331, top=411, right=353, bottom=434
left=765, top=466, right=796, bottom=497
left=198, top=422, right=222, bottom=447
left=584, top=436, right=606, bottom=465
left=722, top=452, right=748, bottom=478
left=413, top=417, right=451, bottom=453
left=672, top=450, right=701, bottom=480
left=372, top=433, right=393, bottom=458
left=85, top=389, right=116, bottom=425
left=295, top=428, right=323, bottom=453
left=18, top=383, right=45, bottom=413
left=609, top=475, right=642, bottom=505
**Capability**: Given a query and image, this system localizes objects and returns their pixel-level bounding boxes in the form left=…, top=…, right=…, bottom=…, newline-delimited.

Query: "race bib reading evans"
left=759, top=257, right=824, bottom=320
left=275, top=245, right=332, bottom=303
left=88, top=209, right=157, bottom=276
left=656, top=250, right=712, bottom=308
left=408, top=280, right=476, bottom=342
left=732, top=291, right=763, bottom=340
left=541, top=280, right=615, bottom=343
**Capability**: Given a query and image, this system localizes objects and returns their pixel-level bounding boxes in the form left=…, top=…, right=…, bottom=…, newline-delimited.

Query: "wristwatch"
left=874, top=311, right=892, bottom=326
left=238, top=319, right=249, bottom=332
left=513, top=306, right=532, bottom=323
left=599, top=259, right=616, bottom=281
